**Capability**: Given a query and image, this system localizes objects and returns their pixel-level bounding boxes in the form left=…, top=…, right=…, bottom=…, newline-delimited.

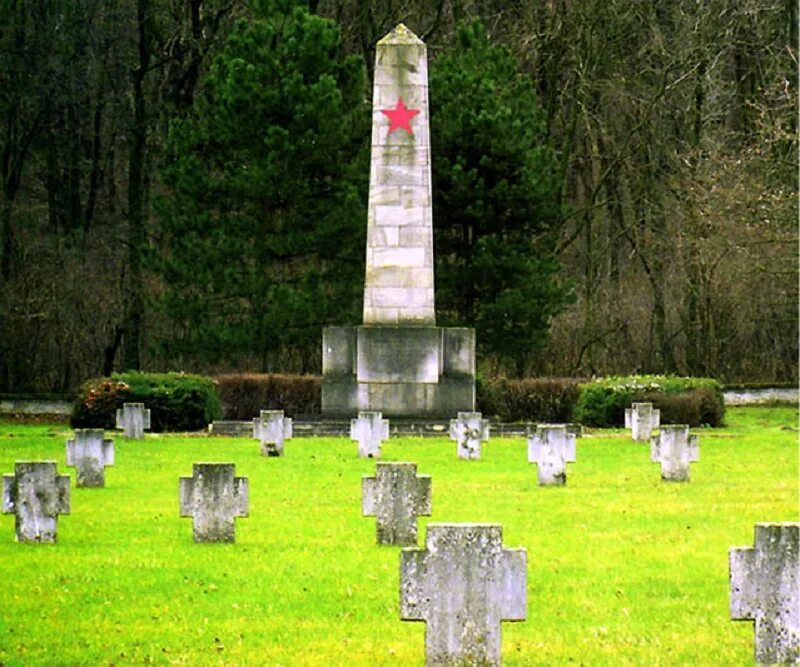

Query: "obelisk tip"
left=378, top=23, right=424, bottom=46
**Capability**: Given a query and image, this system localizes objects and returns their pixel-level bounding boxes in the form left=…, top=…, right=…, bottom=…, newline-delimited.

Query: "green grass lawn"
left=0, top=406, right=797, bottom=665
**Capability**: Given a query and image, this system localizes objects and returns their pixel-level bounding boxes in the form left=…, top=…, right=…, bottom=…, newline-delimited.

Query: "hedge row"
left=573, top=375, right=725, bottom=427
left=721, top=381, right=798, bottom=390
left=215, top=373, right=321, bottom=419
left=71, top=372, right=222, bottom=432
left=69, top=372, right=725, bottom=429
left=212, top=373, right=723, bottom=426
left=477, top=377, right=583, bottom=424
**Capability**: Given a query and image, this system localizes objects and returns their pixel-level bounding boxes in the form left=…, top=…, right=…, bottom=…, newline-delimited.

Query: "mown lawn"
left=0, top=406, right=797, bottom=665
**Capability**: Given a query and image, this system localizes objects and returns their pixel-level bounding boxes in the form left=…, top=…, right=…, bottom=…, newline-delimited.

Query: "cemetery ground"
left=0, top=407, right=796, bottom=666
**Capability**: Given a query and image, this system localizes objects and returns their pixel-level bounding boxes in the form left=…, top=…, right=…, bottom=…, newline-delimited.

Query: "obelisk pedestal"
left=322, top=24, right=475, bottom=418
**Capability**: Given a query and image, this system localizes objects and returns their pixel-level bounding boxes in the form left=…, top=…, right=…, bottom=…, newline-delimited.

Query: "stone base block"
left=322, top=325, right=475, bottom=418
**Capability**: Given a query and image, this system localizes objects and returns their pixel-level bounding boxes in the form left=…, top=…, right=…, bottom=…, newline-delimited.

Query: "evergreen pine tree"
left=430, top=20, right=572, bottom=374
left=154, top=3, right=368, bottom=370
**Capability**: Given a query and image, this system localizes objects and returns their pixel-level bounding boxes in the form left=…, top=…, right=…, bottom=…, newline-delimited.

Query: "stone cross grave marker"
left=625, top=402, right=660, bottom=442
left=362, top=462, right=431, bottom=545
left=66, top=429, right=114, bottom=487
left=115, top=402, right=151, bottom=439
left=179, top=463, right=249, bottom=543
left=650, top=424, right=699, bottom=481
left=2, top=461, right=70, bottom=543
left=400, top=523, right=527, bottom=666
left=449, top=411, right=490, bottom=460
left=351, top=411, right=389, bottom=458
left=527, top=424, right=577, bottom=486
left=253, top=409, right=293, bottom=456
left=730, top=523, right=799, bottom=664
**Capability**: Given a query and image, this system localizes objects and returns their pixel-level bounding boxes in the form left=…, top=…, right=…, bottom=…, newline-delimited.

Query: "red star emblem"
left=381, top=97, right=420, bottom=136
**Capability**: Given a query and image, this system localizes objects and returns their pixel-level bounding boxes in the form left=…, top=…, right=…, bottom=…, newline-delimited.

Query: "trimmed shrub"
left=206, top=372, right=724, bottom=427
left=215, top=374, right=321, bottom=419
left=722, top=381, right=798, bottom=390
left=477, top=377, right=583, bottom=422
left=71, top=372, right=222, bottom=432
left=574, top=375, right=725, bottom=427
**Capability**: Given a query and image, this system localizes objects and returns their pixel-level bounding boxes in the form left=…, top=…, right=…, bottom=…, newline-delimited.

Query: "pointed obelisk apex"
left=377, top=23, right=424, bottom=45
left=364, top=23, right=434, bottom=325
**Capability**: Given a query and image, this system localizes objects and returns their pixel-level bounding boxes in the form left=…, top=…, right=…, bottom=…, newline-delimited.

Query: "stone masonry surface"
left=527, top=424, right=576, bottom=486
left=650, top=424, right=699, bottom=482
left=400, top=523, right=527, bottom=665
left=115, top=402, right=151, bottom=439
left=179, top=463, right=249, bottom=543
left=730, top=523, right=800, bottom=664
left=2, top=461, right=70, bottom=543
left=362, top=462, right=431, bottom=545
left=321, top=24, right=475, bottom=418
left=66, top=429, right=114, bottom=487
left=449, top=411, right=490, bottom=460
left=351, top=411, right=389, bottom=458
left=363, top=24, right=434, bottom=325
left=625, top=402, right=660, bottom=443
left=253, top=409, right=293, bottom=456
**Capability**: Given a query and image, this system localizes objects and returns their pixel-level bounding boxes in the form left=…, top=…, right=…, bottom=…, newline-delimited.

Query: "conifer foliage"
left=429, top=20, right=572, bottom=374
left=154, top=2, right=368, bottom=370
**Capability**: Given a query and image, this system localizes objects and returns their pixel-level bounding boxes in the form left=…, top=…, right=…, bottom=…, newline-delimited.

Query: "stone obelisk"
left=363, top=25, right=434, bottom=325
left=322, top=24, right=475, bottom=418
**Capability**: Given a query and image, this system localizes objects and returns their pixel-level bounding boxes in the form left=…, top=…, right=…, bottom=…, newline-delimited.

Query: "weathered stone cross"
left=650, top=424, right=699, bottom=481
left=527, top=424, right=576, bottom=486
left=625, top=402, right=660, bottom=442
left=730, top=522, right=799, bottom=664
left=115, top=402, right=151, bottom=439
left=362, top=462, right=431, bottom=545
left=449, top=411, right=490, bottom=459
left=179, top=463, right=249, bottom=543
left=253, top=409, right=293, bottom=456
left=66, top=429, right=114, bottom=487
left=351, top=411, right=389, bottom=458
left=400, top=523, right=527, bottom=665
left=2, top=461, right=70, bottom=543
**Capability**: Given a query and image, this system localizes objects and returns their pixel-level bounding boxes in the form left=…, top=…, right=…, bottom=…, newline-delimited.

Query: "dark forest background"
left=0, top=0, right=796, bottom=393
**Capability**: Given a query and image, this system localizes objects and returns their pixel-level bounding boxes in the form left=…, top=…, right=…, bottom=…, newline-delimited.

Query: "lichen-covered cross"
left=527, top=424, right=576, bottom=486
left=362, top=462, right=431, bottom=545
left=351, top=411, right=389, bottom=458
left=66, top=429, right=114, bottom=487
left=400, top=523, right=527, bottom=666
left=179, top=463, right=249, bottom=543
left=115, top=402, right=151, bottom=439
left=730, top=522, right=799, bottom=664
left=253, top=409, right=293, bottom=456
left=650, top=425, right=699, bottom=481
left=625, top=402, right=660, bottom=442
left=2, top=461, right=70, bottom=543
left=449, top=411, right=490, bottom=460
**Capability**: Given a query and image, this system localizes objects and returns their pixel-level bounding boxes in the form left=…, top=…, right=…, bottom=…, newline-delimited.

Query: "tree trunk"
left=1, top=198, right=13, bottom=281
left=122, top=0, right=151, bottom=371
